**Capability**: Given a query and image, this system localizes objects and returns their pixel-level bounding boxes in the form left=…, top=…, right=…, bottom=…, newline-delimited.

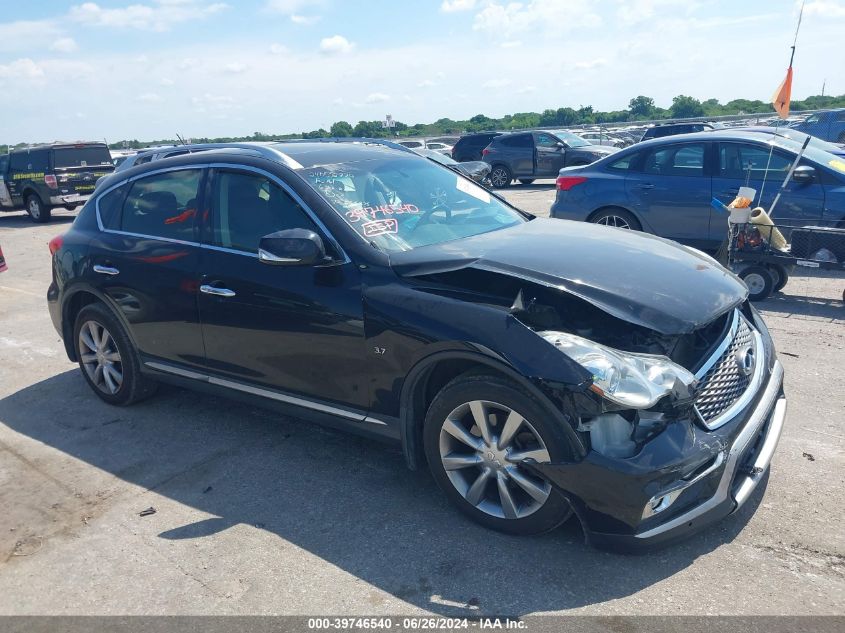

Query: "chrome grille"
left=694, top=313, right=756, bottom=428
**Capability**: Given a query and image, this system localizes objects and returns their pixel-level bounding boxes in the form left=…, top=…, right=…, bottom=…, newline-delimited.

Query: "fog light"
left=643, top=489, right=683, bottom=519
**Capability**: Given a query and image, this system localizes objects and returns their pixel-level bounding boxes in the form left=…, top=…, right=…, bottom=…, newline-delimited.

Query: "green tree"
left=670, top=95, right=705, bottom=118
left=329, top=121, right=354, bottom=137
left=628, top=95, right=655, bottom=119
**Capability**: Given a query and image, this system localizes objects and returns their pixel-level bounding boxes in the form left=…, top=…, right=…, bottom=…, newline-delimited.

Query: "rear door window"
left=119, top=169, right=203, bottom=241
left=643, top=143, right=706, bottom=177
left=52, top=146, right=112, bottom=168
left=500, top=134, right=532, bottom=148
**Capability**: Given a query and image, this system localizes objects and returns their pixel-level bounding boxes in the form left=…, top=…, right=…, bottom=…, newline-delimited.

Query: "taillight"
left=556, top=176, right=588, bottom=191
left=44, top=174, right=58, bottom=189
left=482, top=148, right=490, bottom=156
left=48, top=234, right=64, bottom=255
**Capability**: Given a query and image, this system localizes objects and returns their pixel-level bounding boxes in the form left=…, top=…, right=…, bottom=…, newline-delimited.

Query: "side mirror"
left=258, top=229, right=327, bottom=266
left=792, top=165, right=815, bottom=184
left=556, top=142, right=566, bottom=149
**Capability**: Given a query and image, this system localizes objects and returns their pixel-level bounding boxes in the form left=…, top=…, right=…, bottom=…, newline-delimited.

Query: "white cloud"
left=473, top=0, right=602, bottom=37
left=319, top=35, right=354, bottom=55
left=516, top=85, right=536, bottom=94
left=573, top=57, right=607, bottom=70
left=50, top=37, right=79, bottom=53
left=365, top=92, right=391, bottom=104
left=269, top=43, right=288, bottom=54
left=417, top=79, right=436, bottom=88
left=223, top=62, right=246, bottom=73
left=803, top=0, right=845, bottom=17
left=482, top=78, right=511, bottom=89
left=138, top=92, right=162, bottom=102
left=291, top=14, right=320, bottom=24
left=160, top=77, right=175, bottom=85
left=441, top=0, right=477, bottom=11
left=0, top=20, right=63, bottom=53
left=0, top=58, right=44, bottom=79
left=178, top=57, right=199, bottom=70
left=265, top=0, right=322, bottom=13
left=501, top=40, right=522, bottom=48
left=69, top=1, right=228, bottom=32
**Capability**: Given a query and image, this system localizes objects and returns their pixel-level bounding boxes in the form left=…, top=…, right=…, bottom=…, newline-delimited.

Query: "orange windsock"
left=772, top=66, right=793, bottom=119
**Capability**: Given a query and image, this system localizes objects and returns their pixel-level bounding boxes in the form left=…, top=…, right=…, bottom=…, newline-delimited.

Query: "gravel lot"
left=0, top=188, right=843, bottom=616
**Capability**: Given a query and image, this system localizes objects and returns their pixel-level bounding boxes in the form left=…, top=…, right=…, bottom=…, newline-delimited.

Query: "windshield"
left=551, top=131, right=590, bottom=147
left=299, top=156, right=525, bottom=252
left=53, top=146, right=113, bottom=168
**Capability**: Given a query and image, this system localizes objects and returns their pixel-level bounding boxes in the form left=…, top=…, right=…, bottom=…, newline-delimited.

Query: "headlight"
left=539, top=331, right=696, bottom=409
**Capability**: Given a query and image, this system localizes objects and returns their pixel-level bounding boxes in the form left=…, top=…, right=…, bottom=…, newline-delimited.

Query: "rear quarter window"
left=9, top=149, right=48, bottom=172
left=499, top=134, right=532, bottom=148
left=606, top=153, right=638, bottom=171
left=97, top=184, right=129, bottom=230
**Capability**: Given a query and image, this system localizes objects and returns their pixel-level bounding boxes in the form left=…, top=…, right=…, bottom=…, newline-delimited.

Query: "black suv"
left=1, top=142, right=114, bottom=223
left=482, top=131, right=617, bottom=188
left=641, top=122, right=715, bottom=141
left=47, top=142, right=785, bottom=549
left=452, top=132, right=502, bottom=162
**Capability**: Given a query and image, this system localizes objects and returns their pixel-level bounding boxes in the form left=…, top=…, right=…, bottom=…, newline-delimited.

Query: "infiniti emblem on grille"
left=735, top=346, right=755, bottom=376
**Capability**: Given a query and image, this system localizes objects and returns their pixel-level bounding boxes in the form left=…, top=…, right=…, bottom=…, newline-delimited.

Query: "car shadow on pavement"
left=0, top=370, right=767, bottom=615
left=759, top=292, right=844, bottom=321
left=0, top=213, right=76, bottom=228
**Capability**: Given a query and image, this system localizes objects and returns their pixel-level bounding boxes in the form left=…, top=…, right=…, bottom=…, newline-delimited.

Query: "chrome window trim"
left=144, top=361, right=386, bottom=426
left=94, top=162, right=350, bottom=264
left=636, top=360, right=785, bottom=540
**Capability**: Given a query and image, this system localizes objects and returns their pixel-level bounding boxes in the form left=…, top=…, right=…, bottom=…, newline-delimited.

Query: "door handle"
left=93, top=265, right=119, bottom=276
left=200, top=284, right=236, bottom=298
left=636, top=183, right=655, bottom=190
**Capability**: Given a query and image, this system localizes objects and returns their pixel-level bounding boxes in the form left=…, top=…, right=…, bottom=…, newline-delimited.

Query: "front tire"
left=423, top=374, right=574, bottom=535
left=489, top=165, right=512, bottom=189
left=73, top=303, right=157, bottom=405
left=25, top=194, right=51, bottom=223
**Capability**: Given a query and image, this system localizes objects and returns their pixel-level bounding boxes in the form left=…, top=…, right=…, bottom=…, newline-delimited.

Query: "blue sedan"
left=550, top=131, right=845, bottom=251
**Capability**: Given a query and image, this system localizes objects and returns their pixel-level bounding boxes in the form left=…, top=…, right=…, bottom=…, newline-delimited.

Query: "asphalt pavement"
left=0, top=189, right=843, bottom=616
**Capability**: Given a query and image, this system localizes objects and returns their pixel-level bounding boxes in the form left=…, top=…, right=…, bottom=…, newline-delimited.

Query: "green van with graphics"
left=1, top=142, right=114, bottom=223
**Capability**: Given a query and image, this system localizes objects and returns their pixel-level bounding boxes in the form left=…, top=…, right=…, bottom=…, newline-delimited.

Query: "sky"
left=0, top=0, right=843, bottom=144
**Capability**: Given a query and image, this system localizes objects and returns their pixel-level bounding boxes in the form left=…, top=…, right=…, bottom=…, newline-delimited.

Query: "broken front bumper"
left=528, top=359, right=786, bottom=551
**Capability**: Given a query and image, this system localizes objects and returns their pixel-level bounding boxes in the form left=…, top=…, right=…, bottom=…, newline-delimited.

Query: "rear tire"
left=489, top=165, right=512, bottom=189
left=25, top=194, right=51, bottom=223
left=740, top=265, right=774, bottom=301
left=589, top=207, right=641, bottom=231
left=423, top=373, right=575, bottom=535
left=769, top=264, right=789, bottom=293
left=73, top=303, right=158, bottom=406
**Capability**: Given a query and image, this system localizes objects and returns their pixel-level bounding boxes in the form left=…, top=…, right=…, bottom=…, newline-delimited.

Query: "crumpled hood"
left=389, top=218, right=748, bottom=335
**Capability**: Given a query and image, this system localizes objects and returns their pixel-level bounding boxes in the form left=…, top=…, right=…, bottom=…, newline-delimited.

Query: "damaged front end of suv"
left=386, top=219, right=787, bottom=550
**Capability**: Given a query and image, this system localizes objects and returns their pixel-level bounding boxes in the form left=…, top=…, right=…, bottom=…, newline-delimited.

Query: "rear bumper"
left=529, top=359, right=786, bottom=552
left=49, top=193, right=90, bottom=206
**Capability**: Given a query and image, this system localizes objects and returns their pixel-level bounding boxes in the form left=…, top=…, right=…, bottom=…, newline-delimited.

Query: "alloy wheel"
left=78, top=320, right=124, bottom=395
left=596, top=214, right=631, bottom=229
left=490, top=168, right=510, bottom=188
left=438, top=400, right=552, bottom=520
